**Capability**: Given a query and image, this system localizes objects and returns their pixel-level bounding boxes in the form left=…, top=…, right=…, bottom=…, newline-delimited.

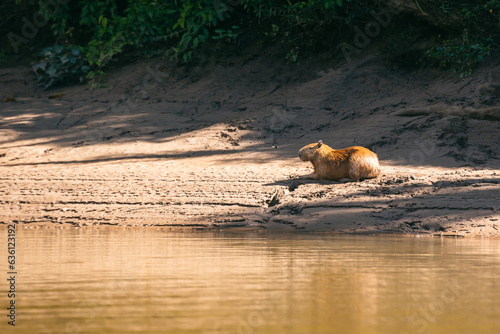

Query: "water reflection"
left=1, top=228, right=500, bottom=334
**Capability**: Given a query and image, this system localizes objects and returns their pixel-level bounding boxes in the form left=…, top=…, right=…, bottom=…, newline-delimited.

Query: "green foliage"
left=241, top=0, right=347, bottom=17
left=169, top=0, right=231, bottom=63
left=245, top=0, right=352, bottom=62
left=212, top=26, right=241, bottom=43
left=3, top=0, right=499, bottom=86
left=422, top=0, right=499, bottom=77
left=123, top=1, right=177, bottom=48
left=81, top=1, right=177, bottom=79
left=425, top=30, right=492, bottom=77
left=35, top=0, right=354, bottom=71
left=30, top=0, right=235, bottom=73
left=32, top=45, right=90, bottom=89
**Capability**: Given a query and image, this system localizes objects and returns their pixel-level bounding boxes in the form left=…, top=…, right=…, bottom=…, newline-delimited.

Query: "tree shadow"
left=0, top=149, right=248, bottom=166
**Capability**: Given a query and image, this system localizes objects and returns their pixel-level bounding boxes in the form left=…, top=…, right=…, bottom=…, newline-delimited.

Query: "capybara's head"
left=298, top=140, right=324, bottom=161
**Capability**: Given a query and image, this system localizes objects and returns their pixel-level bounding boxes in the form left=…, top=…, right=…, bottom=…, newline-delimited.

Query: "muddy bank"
left=1, top=51, right=499, bottom=236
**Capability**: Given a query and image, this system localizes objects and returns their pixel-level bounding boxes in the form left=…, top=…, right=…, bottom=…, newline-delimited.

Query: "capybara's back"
left=298, top=141, right=380, bottom=181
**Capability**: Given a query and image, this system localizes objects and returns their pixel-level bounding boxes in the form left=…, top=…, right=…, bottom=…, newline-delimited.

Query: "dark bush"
left=32, top=45, right=90, bottom=89
left=1, top=0, right=499, bottom=86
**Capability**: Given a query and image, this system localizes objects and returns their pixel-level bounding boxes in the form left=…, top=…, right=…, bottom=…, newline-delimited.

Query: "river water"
left=1, top=227, right=500, bottom=334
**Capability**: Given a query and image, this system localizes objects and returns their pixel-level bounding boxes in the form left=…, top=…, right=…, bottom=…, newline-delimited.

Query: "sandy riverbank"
left=1, top=51, right=499, bottom=236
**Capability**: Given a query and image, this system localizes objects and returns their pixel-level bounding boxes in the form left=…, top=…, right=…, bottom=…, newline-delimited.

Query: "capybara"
left=298, top=140, right=380, bottom=181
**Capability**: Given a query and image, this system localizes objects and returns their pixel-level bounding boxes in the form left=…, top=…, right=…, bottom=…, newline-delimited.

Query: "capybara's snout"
left=297, top=149, right=307, bottom=161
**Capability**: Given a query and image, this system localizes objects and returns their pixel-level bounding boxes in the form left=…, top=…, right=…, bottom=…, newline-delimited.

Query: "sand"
left=1, top=51, right=499, bottom=236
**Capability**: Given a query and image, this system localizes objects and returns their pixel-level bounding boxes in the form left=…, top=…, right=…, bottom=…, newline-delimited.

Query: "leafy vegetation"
left=1, top=0, right=499, bottom=87
left=245, top=0, right=352, bottom=63
left=425, top=30, right=493, bottom=77
left=421, top=0, right=500, bottom=76
left=32, top=45, right=90, bottom=89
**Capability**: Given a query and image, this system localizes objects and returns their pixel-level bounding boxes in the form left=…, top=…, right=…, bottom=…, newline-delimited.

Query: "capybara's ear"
left=317, top=140, right=323, bottom=147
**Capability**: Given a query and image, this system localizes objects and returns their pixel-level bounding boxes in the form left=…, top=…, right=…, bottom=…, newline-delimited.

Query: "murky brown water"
left=1, top=227, right=500, bottom=334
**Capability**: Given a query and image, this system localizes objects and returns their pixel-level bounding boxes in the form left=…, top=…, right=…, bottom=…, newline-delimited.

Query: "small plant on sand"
left=32, top=45, right=91, bottom=89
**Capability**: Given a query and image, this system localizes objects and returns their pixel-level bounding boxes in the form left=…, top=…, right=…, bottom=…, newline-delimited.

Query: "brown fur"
left=298, top=141, right=380, bottom=181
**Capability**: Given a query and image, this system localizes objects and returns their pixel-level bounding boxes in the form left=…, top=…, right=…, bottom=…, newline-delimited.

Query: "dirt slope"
left=1, top=50, right=499, bottom=236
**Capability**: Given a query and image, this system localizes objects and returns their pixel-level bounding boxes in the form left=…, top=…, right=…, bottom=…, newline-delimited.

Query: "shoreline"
left=2, top=223, right=498, bottom=239
left=1, top=160, right=499, bottom=237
